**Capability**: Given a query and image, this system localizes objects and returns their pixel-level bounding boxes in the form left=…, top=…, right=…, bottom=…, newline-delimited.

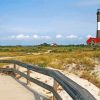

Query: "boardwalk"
left=0, top=75, right=49, bottom=100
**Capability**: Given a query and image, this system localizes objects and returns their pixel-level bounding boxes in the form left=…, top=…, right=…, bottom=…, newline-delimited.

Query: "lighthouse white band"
left=98, top=22, right=100, bottom=30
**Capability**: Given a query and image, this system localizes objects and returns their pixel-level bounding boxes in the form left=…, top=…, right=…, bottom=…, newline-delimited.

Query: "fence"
left=0, top=60, right=96, bottom=100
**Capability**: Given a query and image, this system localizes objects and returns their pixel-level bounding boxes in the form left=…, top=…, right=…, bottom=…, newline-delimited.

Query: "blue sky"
left=0, top=0, right=100, bottom=45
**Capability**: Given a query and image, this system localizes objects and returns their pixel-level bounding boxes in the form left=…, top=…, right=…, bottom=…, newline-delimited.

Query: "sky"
left=0, top=0, right=100, bottom=45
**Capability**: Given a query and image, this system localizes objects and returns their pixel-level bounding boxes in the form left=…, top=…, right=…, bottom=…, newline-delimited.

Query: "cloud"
left=9, top=34, right=31, bottom=40
left=56, top=34, right=62, bottom=38
left=33, top=34, right=51, bottom=39
left=66, top=34, right=78, bottom=39
left=16, top=34, right=30, bottom=39
left=0, top=34, right=51, bottom=40
left=2, top=34, right=81, bottom=40
left=86, top=34, right=93, bottom=38
left=33, top=34, right=39, bottom=38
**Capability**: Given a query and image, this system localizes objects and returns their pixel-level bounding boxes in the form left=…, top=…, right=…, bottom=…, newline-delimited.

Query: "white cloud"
left=32, top=35, right=51, bottom=39
left=0, top=34, right=31, bottom=40
left=0, top=34, right=51, bottom=40
left=56, top=34, right=62, bottom=38
left=66, top=34, right=78, bottom=39
left=86, top=34, right=93, bottom=38
left=16, top=34, right=30, bottom=39
left=33, top=34, right=39, bottom=38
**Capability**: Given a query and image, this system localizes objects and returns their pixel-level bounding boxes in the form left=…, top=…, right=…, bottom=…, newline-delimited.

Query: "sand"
left=0, top=75, right=49, bottom=100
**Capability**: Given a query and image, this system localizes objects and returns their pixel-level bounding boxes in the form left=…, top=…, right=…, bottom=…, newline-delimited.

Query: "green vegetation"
left=0, top=45, right=100, bottom=88
left=81, top=71, right=100, bottom=88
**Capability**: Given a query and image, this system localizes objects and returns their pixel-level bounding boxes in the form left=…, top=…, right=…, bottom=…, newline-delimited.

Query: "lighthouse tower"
left=96, top=9, right=100, bottom=38
left=87, top=9, right=100, bottom=45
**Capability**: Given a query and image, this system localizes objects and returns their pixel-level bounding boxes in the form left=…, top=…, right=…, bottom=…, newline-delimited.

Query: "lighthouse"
left=87, top=9, right=100, bottom=45
left=96, top=9, right=100, bottom=38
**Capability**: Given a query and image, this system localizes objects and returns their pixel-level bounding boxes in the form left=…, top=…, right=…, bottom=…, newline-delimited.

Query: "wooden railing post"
left=14, top=63, right=16, bottom=69
left=6, top=66, right=9, bottom=74
left=27, top=69, right=30, bottom=85
left=0, top=60, right=96, bottom=100
left=53, top=80, right=58, bottom=100
left=14, top=63, right=16, bottom=77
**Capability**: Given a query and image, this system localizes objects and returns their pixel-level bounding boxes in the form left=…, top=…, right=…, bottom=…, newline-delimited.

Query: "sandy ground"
left=10, top=65, right=100, bottom=100
left=1, top=62, right=100, bottom=100
left=63, top=72, right=100, bottom=100
left=0, top=75, right=49, bottom=100
left=0, top=57, right=14, bottom=60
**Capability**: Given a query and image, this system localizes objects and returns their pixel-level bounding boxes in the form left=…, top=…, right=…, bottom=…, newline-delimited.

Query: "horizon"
left=0, top=43, right=86, bottom=46
left=0, top=0, right=100, bottom=45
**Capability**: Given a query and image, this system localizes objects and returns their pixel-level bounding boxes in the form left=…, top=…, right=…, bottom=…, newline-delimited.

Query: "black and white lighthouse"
left=96, top=9, right=100, bottom=38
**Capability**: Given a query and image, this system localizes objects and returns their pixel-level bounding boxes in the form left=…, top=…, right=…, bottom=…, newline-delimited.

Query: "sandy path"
left=0, top=57, right=14, bottom=60
left=0, top=75, right=49, bottom=100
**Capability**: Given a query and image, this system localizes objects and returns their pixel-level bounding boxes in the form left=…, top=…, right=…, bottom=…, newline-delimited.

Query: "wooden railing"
left=0, top=60, right=96, bottom=100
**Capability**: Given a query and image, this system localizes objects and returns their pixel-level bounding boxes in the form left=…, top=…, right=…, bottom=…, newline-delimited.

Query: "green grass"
left=0, top=45, right=100, bottom=88
left=81, top=71, right=100, bottom=88
left=15, top=52, right=96, bottom=70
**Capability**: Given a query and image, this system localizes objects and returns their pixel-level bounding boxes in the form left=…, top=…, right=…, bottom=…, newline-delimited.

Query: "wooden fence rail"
left=0, top=60, right=96, bottom=100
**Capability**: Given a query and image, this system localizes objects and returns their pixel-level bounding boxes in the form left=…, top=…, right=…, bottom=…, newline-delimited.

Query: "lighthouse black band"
left=97, top=12, right=100, bottom=22
left=97, top=30, right=100, bottom=37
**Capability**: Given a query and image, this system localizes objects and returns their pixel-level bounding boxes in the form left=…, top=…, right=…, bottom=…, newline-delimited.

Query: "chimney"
left=96, top=9, right=100, bottom=38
